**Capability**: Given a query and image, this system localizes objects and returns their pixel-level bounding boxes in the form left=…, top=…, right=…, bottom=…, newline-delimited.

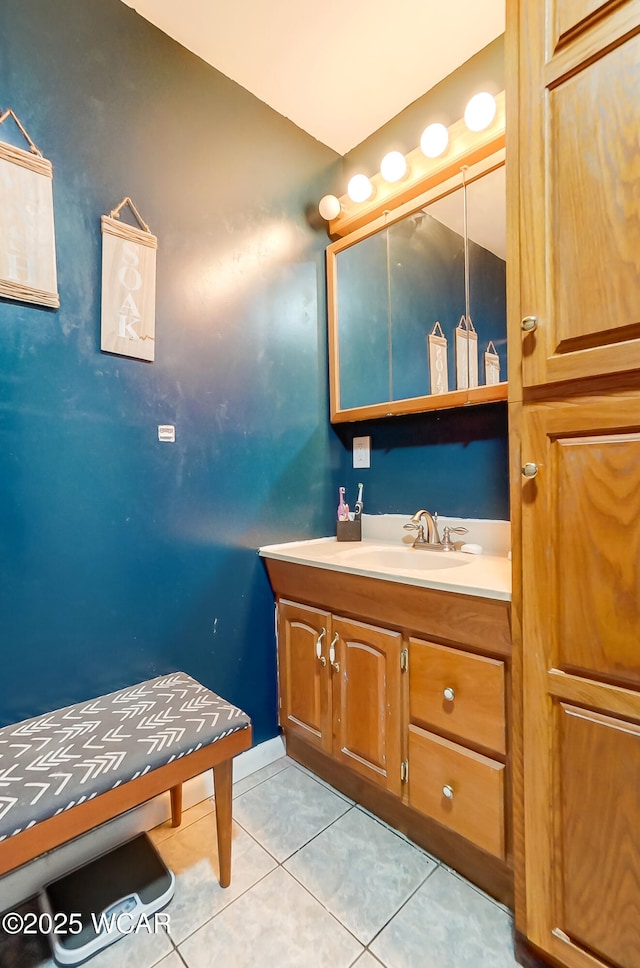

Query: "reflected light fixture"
left=380, top=150, right=407, bottom=183
left=420, top=122, right=449, bottom=158
left=347, top=173, right=374, bottom=203
left=464, top=92, right=497, bottom=132
left=318, top=194, right=341, bottom=221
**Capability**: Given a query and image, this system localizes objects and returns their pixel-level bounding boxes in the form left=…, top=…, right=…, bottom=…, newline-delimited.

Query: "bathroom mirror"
left=327, top=148, right=507, bottom=422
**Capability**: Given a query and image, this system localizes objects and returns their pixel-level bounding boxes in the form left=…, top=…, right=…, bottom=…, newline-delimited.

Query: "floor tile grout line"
left=153, top=931, right=189, bottom=968
left=279, top=809, right=441, bottom=952
left=171, top=861, right=279, bottom=952
left=275, top=802, right=357, bottom=867
left=288, top=760, right=356, bottom=806
left=275, top=857, right=367, bottom=957
left=231, top=759, right=294, bottom=800
left=364, top=860, right=442, bottom=951
left=353, top=803, right=439, bottom=862
left=445, top=865, right=513, bottom=914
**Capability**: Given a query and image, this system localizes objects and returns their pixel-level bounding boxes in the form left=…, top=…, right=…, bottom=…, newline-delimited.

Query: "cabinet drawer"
left=410, top=638, right=506, bottom=754
left=408, top=724, right=505, bottom=859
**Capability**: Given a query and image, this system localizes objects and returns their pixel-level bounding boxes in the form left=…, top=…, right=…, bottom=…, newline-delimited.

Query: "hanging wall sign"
left=484, top=340, right=501, bottom=385
left=455, top=315, right=478, bottom=390
left=427, top=321, right=448, bottom=394
left=0, top=109, right=59, bottom=308
left=101, top=197, right=156, bottom=362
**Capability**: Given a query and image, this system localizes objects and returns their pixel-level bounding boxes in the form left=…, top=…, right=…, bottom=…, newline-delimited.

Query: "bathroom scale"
left=41, top=832, right=175, bottom=966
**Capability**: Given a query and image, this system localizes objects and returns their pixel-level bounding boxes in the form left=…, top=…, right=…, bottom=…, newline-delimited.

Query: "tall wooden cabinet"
left=508, top=1, right=640, bottom=966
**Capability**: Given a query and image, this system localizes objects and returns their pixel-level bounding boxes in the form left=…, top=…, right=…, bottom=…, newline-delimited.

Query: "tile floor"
left=0, top=756, right=520, bottom=968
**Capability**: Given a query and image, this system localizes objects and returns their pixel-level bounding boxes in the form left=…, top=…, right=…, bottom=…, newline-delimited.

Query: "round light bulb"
left=420, top=122, right=449, bottom=158
left=380, top=151, right=407, bottom=183
left=347, top=173, right=374, bottom=203
left=464, top=92, right=497, bottom=132
left=318, top=194, right=341, bottom=221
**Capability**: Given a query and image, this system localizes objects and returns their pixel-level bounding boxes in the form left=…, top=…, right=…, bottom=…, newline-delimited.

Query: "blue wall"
left=0, top=0, right=342, bottom=740
left=0, top=5, right=508, bottom=742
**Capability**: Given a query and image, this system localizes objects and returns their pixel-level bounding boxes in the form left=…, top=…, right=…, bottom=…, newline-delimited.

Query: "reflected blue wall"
left=0, top=0, right=342, bottom=739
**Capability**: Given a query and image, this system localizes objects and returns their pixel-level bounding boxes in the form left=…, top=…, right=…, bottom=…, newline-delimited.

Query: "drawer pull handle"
left=442, top=784, right=454, bottom=800
left=443, top=687, right=455, bottom=702
left=329, top=632, right=340, bottom=673
left=315, top=628, right=327, bottom=666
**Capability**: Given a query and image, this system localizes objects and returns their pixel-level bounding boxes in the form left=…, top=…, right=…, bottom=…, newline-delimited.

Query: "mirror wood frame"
left=326, top=122, right=506, bottom=424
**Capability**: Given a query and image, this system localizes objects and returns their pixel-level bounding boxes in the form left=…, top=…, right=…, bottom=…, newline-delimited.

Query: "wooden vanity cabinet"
left=267, top=558, right=513, bottom=905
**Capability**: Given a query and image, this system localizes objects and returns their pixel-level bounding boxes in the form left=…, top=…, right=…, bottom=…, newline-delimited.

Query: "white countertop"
left=259, top=535, right=512, bottom=602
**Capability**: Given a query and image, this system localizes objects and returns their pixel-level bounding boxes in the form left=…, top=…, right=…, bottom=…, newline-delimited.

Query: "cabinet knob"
left=443, top=687, right=455, bottom=702
left=521, top=462, right=539, bottom=479
left=442, top=784, right=454, bottom=800
left=521, top=315, right=537, bottom=332
left=316, top=627, right=327, bottom=666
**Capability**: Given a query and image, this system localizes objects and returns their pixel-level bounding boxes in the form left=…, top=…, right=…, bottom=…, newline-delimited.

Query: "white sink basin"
left=341, top=546, right=470, bottom=571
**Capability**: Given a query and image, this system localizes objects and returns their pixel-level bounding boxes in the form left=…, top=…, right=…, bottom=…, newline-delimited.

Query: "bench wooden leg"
left=212, top=758, right=233, bottom=888
left=170, top=784, right=182, bottom=827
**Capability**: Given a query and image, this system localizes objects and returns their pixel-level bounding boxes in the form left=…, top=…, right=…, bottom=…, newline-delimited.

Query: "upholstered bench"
left=0, top=672, right=252, bottom=888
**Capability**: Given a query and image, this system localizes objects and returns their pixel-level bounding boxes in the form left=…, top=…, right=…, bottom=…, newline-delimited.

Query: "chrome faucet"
left=404, top=509, right=441, bottom=547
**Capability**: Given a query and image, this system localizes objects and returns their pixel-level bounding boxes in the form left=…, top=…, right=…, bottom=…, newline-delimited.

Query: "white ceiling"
left=120, top=0, right=505, bottom=155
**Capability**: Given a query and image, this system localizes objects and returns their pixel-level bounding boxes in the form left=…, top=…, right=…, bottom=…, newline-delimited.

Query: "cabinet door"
left=513, top=0, right=640, bottom=389
left=331, top=616, right=403, bottom=795
left=278, top=600, right=332, bottom=753
left=519, top=396, right=640, bottom=967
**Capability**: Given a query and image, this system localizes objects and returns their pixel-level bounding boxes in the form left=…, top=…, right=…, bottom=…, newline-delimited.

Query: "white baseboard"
left=0, top=733, right=285, bottom=911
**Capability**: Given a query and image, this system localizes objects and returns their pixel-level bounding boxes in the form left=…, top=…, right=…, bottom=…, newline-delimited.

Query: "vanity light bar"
left=324, top=90, right=505, bottom=239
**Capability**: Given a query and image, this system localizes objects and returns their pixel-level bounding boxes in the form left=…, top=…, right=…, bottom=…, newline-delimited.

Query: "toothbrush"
left=337, top=486, right=350, bottom=521
left=354, top=483, right=364, bottom=519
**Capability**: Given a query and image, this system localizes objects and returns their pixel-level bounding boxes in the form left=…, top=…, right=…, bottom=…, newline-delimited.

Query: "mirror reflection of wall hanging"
left=485, top=340, right=500, bottom=385
left=428, top=321, right=448, bottom=394
left=455, top=316, right=478, bottom=390
left=0, top=109, right=59, bottom=308
left=101, top=197, right=156, bottom=362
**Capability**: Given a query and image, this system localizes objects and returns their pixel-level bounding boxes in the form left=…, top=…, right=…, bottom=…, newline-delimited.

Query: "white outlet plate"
left=158, top=425, right=175, bottom=442
left=353, top=435, right=370, bottom=469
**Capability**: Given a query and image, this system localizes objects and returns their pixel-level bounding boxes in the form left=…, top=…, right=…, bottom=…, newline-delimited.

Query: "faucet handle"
left=441, top=526, right=469, bottom=551
left=403, top=521, right=426, bottom=544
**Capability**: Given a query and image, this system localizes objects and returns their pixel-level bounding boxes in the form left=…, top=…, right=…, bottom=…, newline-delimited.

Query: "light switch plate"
left=353, top=435, right=370, bottom=468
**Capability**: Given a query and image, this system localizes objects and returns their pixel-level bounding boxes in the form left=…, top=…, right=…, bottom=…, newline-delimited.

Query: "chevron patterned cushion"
left=0, top=672, right=251, bottom=842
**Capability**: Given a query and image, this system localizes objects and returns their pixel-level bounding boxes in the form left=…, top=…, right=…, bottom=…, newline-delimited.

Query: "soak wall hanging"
left=100, top=197, right=157, bottom=362
left=427, top=321, right=448, bottom=394
left=0, top=109, right=59, bottom=308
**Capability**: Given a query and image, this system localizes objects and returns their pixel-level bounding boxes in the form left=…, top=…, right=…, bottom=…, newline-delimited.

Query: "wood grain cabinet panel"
left=277, top=603, right=403, bottom=796
left=409, top=725, right=505, bottom=859
left=560, top=704, right=640, bottom=968
left=410, top=638, right=506, bottom=754
left=277, top=601, right=332, bottom=753
left=516, top=0, right=640, bottom=391
left=523, top=401, right=640, bottom=688
left=332, top=617, right=402, bottom=795
left=552, top=0, right=627, bottom=46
